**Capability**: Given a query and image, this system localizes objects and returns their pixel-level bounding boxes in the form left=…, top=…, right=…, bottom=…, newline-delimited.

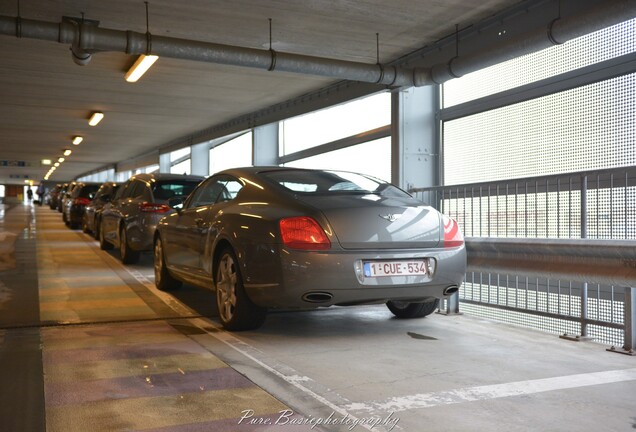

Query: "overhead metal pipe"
left=0, top=0, right=635, bottom=87
left=428, top=0, right=636, bottom=84
left=0, top=14, right=419, bottom=87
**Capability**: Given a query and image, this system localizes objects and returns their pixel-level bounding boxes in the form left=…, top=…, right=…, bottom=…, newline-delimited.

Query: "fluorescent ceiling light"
left=72, top=136, right=84, bottom=145
left=125, top=55, right=158, bottom=82
left=88, top=112, right=104, bottom=126
left=54, top=162, right=60, bottom=167
left=41, top=159, right=52, bottom=165
left=58, top=157, right=65, bottom=163
left=63, top=149, right=72, bottom=156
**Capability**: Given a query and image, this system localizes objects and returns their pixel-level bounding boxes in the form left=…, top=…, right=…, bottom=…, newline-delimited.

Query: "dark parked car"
left=82, top=182, right=120, bottom=237
left=99, top=173, right=204, bottom=264
left=56, top=183, right=72, bottom=212
left=63, top=182, right=101, bottom=229
left=154, top=167, right=466, bottom=331
left=47, top=184, right=63, bottom=209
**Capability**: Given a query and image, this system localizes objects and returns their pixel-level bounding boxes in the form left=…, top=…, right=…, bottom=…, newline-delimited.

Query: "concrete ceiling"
left=0, top=0, right=524, bottom=184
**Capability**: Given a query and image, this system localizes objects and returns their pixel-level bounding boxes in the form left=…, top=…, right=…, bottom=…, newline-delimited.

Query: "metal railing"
left=410, top=166, right=636, bottom=352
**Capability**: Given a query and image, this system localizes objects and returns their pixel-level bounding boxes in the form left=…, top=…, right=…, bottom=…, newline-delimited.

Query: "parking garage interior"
left=1, top=0, right=636, bottom=431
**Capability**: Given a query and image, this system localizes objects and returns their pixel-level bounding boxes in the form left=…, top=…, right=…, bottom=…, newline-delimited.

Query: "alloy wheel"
left=216, top=253, right=238, bottom=323
left=154, top=240, right=163, bottom=286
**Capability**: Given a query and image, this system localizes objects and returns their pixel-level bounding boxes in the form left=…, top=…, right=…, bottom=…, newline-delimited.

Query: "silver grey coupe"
left=154, top=167, right=466, bottom=330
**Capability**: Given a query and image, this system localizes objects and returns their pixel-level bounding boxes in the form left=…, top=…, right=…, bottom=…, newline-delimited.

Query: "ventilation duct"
left=0, top=0, right=634, bottom=87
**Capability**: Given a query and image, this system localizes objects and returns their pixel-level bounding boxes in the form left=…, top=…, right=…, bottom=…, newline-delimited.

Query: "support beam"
left=253, top=124, right=279, bottom=166
left=190, top=142, right=210, bottom=176
left=391, top=86, right=439, bottom=192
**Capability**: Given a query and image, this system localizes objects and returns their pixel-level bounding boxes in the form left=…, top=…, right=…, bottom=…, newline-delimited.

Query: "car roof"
left=128, top=173, right=205, bottom=182
left=215, top=166, right=328, bottom=176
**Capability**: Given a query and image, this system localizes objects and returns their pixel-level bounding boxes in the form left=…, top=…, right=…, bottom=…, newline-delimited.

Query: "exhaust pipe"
left=302, top=292, right=333, bottom=303
left=443, top=285, right=459, bottom=295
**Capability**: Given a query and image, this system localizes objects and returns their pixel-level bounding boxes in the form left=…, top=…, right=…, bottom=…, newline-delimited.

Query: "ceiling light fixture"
left=58, top=157, right=65, bottom=163
left=124, top=54, right=158, bottom=82
left=63, top=149, right=72, bottom=156
left=54, top=162, right=60, bottom=167
left=73, top=136, right=84, bottom=145
left=88, top=112, right=104, bottom=126
left=41, top=159, right=52, bottom=165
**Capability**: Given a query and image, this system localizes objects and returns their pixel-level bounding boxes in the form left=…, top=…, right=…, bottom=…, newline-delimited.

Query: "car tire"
left=93, top=216, right=101, bottom=240
left=215, top=248, right=267, bottom=331
left=62, top=211, right=69, bottom=226
left=69, top=214, right=79, bottom=229
left=119, top=225, right=140, bottom=264
left=99, top=223, right=114, bottom=250
left=386, top=298, right=440, bottom=318
left=154, top=237, right=182, bottom=291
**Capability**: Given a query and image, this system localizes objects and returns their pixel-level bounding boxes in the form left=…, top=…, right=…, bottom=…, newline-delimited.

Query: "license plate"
left=363, top=260, right=428, bottom=277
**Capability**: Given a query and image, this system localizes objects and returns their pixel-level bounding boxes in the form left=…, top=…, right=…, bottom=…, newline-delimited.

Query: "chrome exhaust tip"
left=302, top=292, right=333, bottom=303
left=443, top=285, right=459, bottom=295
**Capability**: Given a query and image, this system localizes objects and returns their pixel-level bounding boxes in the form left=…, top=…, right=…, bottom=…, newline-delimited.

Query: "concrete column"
left=253, top=123, right=279, bottom=166
left=191, top=142, right=210, bottom=176
left=159, top=152, right=171, bottom=173
left=391, top=85, right=440, bottom=192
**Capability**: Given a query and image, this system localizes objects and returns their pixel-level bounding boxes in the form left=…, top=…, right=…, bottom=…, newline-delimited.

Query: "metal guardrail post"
left=580, top=175, right=589, bottom=338
left=437, top=292, right=461, bottom=316
left=625, top=288, right=636, bottom=352
left=607, top=287, right=636, bottom=355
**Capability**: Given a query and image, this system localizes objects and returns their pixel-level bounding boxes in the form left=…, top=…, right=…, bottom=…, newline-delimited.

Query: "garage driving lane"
left=4, top=203, right=636, bottom=431
left=1, top=204, right=324, bottom=432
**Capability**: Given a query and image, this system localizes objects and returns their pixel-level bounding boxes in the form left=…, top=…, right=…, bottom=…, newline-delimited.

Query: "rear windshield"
left=262, top=170, right=411, bottom=198
left=78, top=185, right=100, bottom=199
left=152, top=180, right=200, bottom=201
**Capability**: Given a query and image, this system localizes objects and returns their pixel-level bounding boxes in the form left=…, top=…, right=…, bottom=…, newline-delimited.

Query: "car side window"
left=218, top=179, right=243, bottom=203
left=113, top=184, right=126, bottom=200
left=187, top=179, right=216, bottom=208
left=118, top=181, right=134, bottom=199
left=187, top=178, right=223, bottom=209
left=130, top=181, right=148, bottom=199
left=186, top=176, right=243, bottom=208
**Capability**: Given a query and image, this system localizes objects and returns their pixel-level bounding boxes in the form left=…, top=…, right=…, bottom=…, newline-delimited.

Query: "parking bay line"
left=108, top=250, right=636, bottom=427
left=107, top=253, right=393, bottom=431
left=346, top=367, right=636, bottom=414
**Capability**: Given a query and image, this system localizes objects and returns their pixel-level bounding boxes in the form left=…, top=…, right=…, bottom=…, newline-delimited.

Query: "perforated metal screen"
left=444, top=73, right=636, bottom=185
left=444, top=18, right=636, bottom=107
left=439, top=18, right=635, bottom=346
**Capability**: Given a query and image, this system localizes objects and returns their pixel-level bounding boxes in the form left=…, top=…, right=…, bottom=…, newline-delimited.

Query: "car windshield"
left=262, top=170, right=411, bottom=198
left=152, top=180, right=200, bottom=201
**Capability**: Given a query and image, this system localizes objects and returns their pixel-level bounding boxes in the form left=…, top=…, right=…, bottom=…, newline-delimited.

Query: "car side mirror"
left=168, top=196, right=185, bottom=212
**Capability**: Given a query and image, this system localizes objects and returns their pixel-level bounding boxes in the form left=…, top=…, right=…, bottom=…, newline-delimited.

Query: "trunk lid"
left=297, top=193, right=441, bottom=249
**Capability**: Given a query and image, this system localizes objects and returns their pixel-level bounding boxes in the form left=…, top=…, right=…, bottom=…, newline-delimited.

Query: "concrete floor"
left=1, top=202, right=635, bottom=431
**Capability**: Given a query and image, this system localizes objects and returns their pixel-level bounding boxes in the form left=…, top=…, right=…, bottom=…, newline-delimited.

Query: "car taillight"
left=279, top=216, right=331, bottom=250
left=443, top=215, right=464, bottom=248
left=74, top=197, right=91, bottom=206
left=139, top=202, right=171, bottom=213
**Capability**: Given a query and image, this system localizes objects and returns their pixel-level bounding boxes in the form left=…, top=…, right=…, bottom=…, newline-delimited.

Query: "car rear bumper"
left=244, top=245, right=467, bottom=309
